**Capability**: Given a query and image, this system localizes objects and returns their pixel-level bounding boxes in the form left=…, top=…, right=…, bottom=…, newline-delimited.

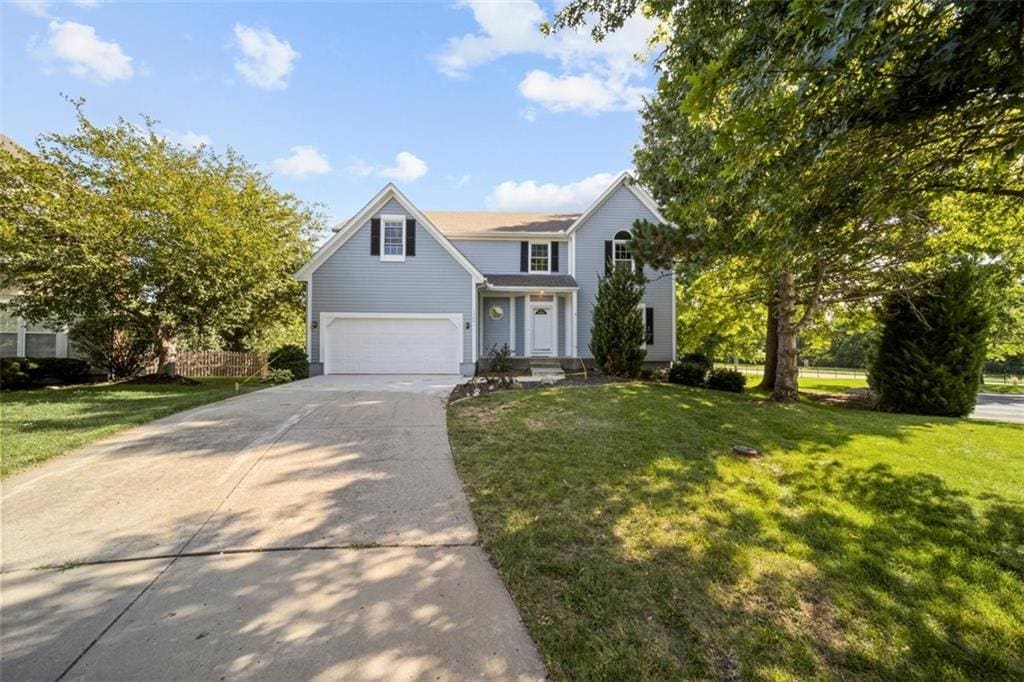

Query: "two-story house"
left=294, top=172, right=675, bottom=376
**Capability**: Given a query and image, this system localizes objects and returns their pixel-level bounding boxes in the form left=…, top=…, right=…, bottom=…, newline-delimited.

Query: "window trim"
left=528, top=241, right=550, bottom=274
left=380, top=213, right=406, bottom=262
left=613, top=230, right=634, bottom=272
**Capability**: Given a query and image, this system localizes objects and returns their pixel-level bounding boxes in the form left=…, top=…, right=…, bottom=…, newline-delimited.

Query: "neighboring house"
left=0, top=291, right=72, bottom=359
left=294, top=172, right=675, bottom=376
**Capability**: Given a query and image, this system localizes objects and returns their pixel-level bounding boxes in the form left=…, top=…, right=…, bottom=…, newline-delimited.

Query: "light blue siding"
left=452, top=239, right=568, bottom=274
left=574, top=185, right=674, bottom=361
left=514, top=296, right=525, bottom=356
left=482, top=297, right=511, bottom=355
left=310, top=198, right=476, bottom=374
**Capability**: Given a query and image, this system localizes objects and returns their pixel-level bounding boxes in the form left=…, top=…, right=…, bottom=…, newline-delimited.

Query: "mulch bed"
left=449, top=372, right=640, bottom=402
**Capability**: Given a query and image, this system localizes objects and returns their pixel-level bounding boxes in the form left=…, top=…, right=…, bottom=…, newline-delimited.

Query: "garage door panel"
left=324, top=316, right=461, bottom=375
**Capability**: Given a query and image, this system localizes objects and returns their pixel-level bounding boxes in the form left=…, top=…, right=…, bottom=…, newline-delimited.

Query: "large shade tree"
left=550, top=0, right=1024, bottom=400
left=0, top=102, right=323, bottom=375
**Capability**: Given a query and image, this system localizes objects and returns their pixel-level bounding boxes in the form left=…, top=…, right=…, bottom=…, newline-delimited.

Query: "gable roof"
left=294, top=184, right=484, bottom=282
left=565, top=171, right=666, bottom=235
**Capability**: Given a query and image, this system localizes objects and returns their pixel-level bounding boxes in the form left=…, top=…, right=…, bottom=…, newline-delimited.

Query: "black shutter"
left=370, top=218, right=381, bottom=256
left=604, top=240, right=612, bottom=275
left=645, top=307, right=655, bottom=345
left=520, top=242, right=529, bottom=272
left=551, top=242, right=559, bottom=272
left=406, top=218, right=416, bottom=257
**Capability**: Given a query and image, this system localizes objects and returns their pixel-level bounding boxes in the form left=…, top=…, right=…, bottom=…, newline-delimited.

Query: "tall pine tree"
left=589, top=266, right=647, bottom=377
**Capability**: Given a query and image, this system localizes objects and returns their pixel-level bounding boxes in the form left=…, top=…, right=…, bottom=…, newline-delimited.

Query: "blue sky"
left=2, top=1, right=657, bottom=225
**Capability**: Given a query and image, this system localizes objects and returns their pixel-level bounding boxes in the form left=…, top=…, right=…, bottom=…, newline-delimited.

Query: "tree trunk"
left=773, top=270, right=800, bottom=402
left=757, top=295, right=778, bottom=391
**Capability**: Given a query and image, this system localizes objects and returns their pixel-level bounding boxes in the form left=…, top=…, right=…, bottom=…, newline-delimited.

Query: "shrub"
left=869, top=263, right=991, bottom=416
left=669, top=360, right=708, bottom=386
left=678, top=352, right=713, bottom=373
left=706, top=368, right=746, bottom=393
left=70, top=315, right=159, bottom=379
left=1, top=357, right=34, bottom=390
left=589, top=266, right=647, bottom=377
left=264, top=368, right=294, bottom=384
left=488, top=343, right=514, bottom=374
left=1, top=357, right=91, bottom=390
left=270, top=344, right=308, bottom=380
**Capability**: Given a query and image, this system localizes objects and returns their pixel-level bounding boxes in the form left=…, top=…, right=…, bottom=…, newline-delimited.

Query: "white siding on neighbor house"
left=481, top=296, right=511, bottom=356
left=452, top=239, right=569, bottom=274
left=310, top=198, right=475, bottom=373
left=574, top=185, right=674, bottom=362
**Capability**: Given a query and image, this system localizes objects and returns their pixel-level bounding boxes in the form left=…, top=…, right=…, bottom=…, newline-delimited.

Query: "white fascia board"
left=565, top=172, right=668, bottom=236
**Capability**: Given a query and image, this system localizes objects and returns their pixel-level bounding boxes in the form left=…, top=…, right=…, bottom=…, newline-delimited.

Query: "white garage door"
left=323, top=314, right=462, bottom=375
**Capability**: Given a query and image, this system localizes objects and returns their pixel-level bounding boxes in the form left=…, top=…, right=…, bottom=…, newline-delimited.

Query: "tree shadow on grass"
left=449, top=384, right=1024, bottom=680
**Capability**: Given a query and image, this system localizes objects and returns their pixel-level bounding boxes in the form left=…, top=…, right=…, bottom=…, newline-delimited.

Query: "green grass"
left=741, top=373, right=1023, bottom=396
left=448, top=384, right=1024, bottom=680
left=1, top=378, right=264, bottom=477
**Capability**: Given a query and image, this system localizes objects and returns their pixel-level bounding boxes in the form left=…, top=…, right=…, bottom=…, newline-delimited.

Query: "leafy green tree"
left=870, top=263, right=993, bottom=416
left=675, top=258, right=766, bottom=363
left=550, top=0, right=1024, bottom=401
left=590, top=265, right=647, bottom=377
left=0, top=102, right=323, bottom=375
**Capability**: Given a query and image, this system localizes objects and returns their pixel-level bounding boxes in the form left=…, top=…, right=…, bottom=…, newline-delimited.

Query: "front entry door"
left=531, top=304, right=553, bottom=355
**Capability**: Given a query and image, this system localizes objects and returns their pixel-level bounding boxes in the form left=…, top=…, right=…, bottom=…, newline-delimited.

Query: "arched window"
left=612, top=230, right=634, bottom=271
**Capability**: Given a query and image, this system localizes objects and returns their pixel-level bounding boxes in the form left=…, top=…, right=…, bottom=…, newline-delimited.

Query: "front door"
left=531, top=304, right=553, bottom=356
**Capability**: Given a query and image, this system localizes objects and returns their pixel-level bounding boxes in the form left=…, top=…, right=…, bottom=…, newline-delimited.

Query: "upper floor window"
left=530, top=242, right=550, bottom=273
left=381, top=214, right=406, bottom=261
left=613, top=230, right=634, bottom=271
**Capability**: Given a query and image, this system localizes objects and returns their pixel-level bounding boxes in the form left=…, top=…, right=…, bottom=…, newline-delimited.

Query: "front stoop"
left=523, top=360, right=565, bottom=384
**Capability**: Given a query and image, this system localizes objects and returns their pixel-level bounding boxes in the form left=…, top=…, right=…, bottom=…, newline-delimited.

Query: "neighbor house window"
left=613, top=230, right=634, bottom=271
left=381, top=214, right=406, bottom=261
left=0, top=308, right=17, bottom=357
left=24, top=319, right=57, bottom=357
left=529, top=243, right=550, bottom=273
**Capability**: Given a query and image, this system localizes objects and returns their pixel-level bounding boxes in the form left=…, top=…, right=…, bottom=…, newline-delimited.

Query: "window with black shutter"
left=645, top=307, right=654, bottom=345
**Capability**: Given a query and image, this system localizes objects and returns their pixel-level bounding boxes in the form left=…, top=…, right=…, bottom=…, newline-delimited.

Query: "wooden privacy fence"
left=172, top=351, right=268, bottom=378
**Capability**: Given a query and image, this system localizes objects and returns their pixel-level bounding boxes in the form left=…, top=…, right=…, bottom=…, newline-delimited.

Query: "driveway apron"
left=1, top=375, right=545, bottom=681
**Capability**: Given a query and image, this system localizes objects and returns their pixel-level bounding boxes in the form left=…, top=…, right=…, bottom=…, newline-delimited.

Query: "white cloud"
left=447, top=173, right=472, bottom=188
left=162, top=129, right=211, bottom=148
left=46, top=20, right=133, bottom=82
left=520, top=107, right=537, bottom=123
left=14, top=0, right=103, bottom=17
left=232, top=24, right=299, bottom=90
left=486, top=172, right=618, bottom=211
left=519, top=69, right=647, bottom=114
left=348, top=151, right=428, bottom=183
left=436, top=0, right=654, bottom=114
left=272, top=146, right=330, bottom=177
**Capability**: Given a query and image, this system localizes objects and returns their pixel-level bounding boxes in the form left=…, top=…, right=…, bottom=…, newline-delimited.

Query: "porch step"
left=529, top=358, right=563, bottom=368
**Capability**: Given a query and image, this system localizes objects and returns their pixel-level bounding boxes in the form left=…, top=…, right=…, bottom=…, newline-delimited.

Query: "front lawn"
left=1, top=378, right=264, bottom=477
left=448, top=384, right=1024, bottom=680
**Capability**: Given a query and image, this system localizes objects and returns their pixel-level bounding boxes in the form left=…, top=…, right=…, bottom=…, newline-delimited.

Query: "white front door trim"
left=528, top=300, right=555, bottom=357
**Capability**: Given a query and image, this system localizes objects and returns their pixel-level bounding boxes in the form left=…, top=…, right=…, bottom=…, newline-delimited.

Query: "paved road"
left=1, top=376, right=545, bottom=681
left=971, top=392, right=1024, bottom=424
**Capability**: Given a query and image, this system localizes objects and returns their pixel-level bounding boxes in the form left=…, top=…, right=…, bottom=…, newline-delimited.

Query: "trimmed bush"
left=668, top=360, right=708, bottom=387
left=869, top=263, right=991, bottom=416
left=706, top=368, right=746, bottom=393
left=1, top=356, right=91, bottom=390
left=270, top=344, right=308, bottom=380
left=678, top=352, right=713, bottom=373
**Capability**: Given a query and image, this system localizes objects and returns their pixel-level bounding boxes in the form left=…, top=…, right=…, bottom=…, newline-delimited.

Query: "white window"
left=529, top=242, right=549, bottom=273
left=613, top=230, right=634, bottom=271
left=0, top=305, right=63, bottom=358
left=0, top=308, right=17, bottom=357
left=381, top=214, right=405, bottom=262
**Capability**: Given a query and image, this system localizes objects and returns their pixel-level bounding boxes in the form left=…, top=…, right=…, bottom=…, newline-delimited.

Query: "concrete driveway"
left=971, top=392, right=1024, bottom=424
left=1, top=376, right=545, bottom=681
